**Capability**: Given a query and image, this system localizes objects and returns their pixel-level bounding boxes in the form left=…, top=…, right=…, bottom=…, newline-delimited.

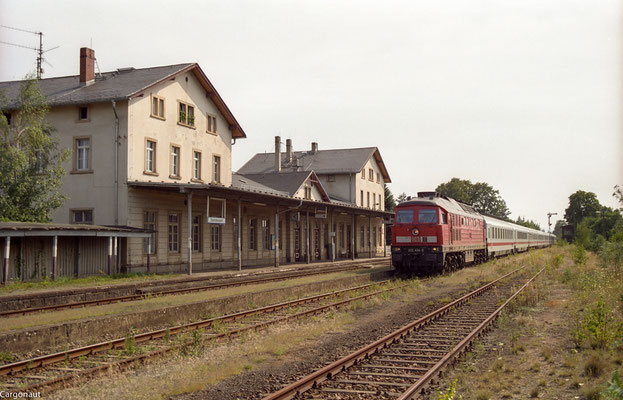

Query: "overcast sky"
left=1, top=0, right=621, bottom=230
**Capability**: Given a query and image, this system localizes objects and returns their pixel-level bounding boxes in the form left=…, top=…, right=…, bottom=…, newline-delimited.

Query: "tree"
left=0, top=77, right=69, bottom=222
left=553, top=220, right=566, bottom=237
left=384, top=184, right=396, bottom=212
left=515, top=216, right=541, bottom=231
left=436, top=178, right=510, bottom=219
left=396, top=192, right=408, bottom=204
left=564, top=190, right=601, bottom=227
left=614, top=185, right=623, bottom=210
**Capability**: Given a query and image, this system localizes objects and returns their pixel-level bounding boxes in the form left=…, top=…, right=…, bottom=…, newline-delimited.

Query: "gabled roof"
left=238, top=171, right=330, bottom=202
left=237, top=147, right=391, bottom=183
left=231, top=173, right=288, bottom=196
left=0, top=63, right=246, bottom=138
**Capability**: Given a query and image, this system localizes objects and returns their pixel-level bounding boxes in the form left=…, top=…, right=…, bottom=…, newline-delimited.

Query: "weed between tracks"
left=45, top=252, right=542, bottom=399
left=433, top=245, right=623, bottom=400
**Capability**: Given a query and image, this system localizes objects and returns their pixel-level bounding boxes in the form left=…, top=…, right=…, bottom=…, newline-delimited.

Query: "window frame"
left=168, top=212, right=180, bottom=253
left=143, top=210, right=157, bottom=254
left=72, top=136, right=92, bottom=173
left=177, top=100, right=195, bottom=128
left=211, top=225, right=221, bottom=251
left=192, top=149, right=202, bottom=181
left=151, top=95, right=165, bottom=120
left=212, top=154, right=221, bottom=184
left=144, top=138, right=157, bottom=175
left=206, top=113, right=217, bottom=135
left=249, top=218, right=257, bottom=250
left=192, top=214, right=202, bottom=253
left=70, top=208, right=94, bottom=225
left=368, top=168, right=374, bottom=181
left=77, top=106, right=90, bottom=122
left=170, top=144, right=181, bottom=179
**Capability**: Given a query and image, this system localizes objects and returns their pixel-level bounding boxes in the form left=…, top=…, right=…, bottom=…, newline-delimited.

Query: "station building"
left=0, top=48, right=392, bottom=279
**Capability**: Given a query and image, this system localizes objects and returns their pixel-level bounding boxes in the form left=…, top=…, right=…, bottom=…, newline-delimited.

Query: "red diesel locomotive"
left=391, top=192, right=487, bottom=274
left=391, top=191, right=554, bottom=274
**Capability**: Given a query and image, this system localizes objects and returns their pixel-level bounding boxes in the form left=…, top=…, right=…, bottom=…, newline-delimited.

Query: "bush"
left=573, top=246, right=588, bottom=266
left=576, top=299, right=623, bottom=349
left=599, top=242, right=623, bottom=271
left=604, top=370, right=623, bottom=399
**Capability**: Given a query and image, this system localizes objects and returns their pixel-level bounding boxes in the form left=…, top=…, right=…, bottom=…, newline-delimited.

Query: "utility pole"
left=547, top=212, right=558, bottom=233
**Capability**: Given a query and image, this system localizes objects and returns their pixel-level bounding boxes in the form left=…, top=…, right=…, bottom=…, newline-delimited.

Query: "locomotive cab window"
left=418, top=209, right=438, bottom=224
left=396, top=209, right=414, bottom=224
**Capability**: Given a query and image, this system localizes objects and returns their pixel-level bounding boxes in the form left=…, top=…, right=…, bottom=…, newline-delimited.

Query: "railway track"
left=0, top=278, right=404, bottom=394
left=262, top=266, right=543, bottom=400
left=0, top=259, right=389, bottom=318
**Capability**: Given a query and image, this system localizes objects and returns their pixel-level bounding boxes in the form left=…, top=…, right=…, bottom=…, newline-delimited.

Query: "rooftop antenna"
left=0, top=25, right=59, bottom=79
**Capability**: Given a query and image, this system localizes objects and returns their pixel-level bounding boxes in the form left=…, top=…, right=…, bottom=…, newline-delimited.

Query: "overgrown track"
left=0, top=259, right=389, bottom=318
left=262, top=266, right=543, bottom=400
left=0, top=278, right=404, bottom=394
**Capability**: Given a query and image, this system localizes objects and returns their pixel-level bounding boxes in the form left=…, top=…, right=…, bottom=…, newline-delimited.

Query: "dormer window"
left=178, top=101, right=195, bottom=127
left=78, top=106, right=89, bottom=121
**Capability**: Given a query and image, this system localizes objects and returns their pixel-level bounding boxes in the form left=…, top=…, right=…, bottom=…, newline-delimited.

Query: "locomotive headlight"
left=393, top=247, right=401, bottom=252
left=411, top=228, right=419, bottom=236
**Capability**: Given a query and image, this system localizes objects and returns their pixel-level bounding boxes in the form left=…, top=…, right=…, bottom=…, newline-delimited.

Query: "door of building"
left=346, top=225, right=352, bottom=258
left=294, top=222, right=301, bottom=262
left=314, top=222, right=320, bottom=260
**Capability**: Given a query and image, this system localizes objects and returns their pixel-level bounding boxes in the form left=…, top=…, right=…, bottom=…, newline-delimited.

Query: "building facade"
left=0, top=48, right=392, bottom=276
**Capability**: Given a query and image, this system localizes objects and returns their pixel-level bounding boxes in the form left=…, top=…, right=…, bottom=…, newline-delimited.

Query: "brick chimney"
left=310, top=142, right=318, bottom=154
left=79, top=47, right=95, bottom=84
left=286, top=139, right=293, bottom=163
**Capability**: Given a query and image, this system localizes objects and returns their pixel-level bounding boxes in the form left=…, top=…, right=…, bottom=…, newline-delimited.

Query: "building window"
left=304, top=186, right=312, bottom=199
left=327, top=175, right=335, bottom=182
left=360, top=225, right=365, bottom=247
left=170, top=145, right=180, bottom=178
left=373, top=193, right=376, bottom=210
left=192, top=215, right=202, bottom=252
left=168, top=213, right=180, bottom=252
left=211, top=226, right=221, bottom=251
left=262, top=219, right=270, bottom=250
left=78, top=106, right=88, bottom=121
left=373, top=227, right=377, bottom=247
left=151, top=95, right=165, bottom=119
left=361, top=169, right=365, bottom=179
left=360, top=191, right=364, bottom=207
left=378, top=227, right=382, bottom=247
left=143, top=211, right=157, bottom=254
left=369, top=168, right=374, bottom=181
left=71, top=209, right=93, bottom=224
left=178, top=101, right=195, bottom=127
left=249, top=218, right=257, bottom=250
left=376, top=173, right=380, bottom=184
left=193, top=151, right=202, bottom=180
left=367, top=192, right=370, bottom=208
left=339, top=224, right=345, bottom=248
left=145, top=140, right=156, bottom=173
left=233, top=217, right=240, bottom=250
left=206, top=113, right=217, bottom=134
left=213, top=155, right=221, bottom=183
left=75, top=137, right=91, bottom=171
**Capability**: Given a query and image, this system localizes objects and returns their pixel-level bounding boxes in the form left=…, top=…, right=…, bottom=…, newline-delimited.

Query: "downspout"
left=111, top=101, right=119, bottom=225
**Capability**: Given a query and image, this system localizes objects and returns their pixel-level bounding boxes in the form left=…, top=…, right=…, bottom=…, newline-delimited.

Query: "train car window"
left=418, top=209, right=438, bottom=223
left=396, top=209, right=414, bottom=224
left=441, top=213, right=447, bottom=224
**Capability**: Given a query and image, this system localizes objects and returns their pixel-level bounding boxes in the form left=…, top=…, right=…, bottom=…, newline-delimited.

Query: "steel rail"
left=0, top=280, right=394, bottom=377
left=8, top=280, right=406, bottom=394
left=0, top=259, right=388, bottom=318
left=397, top=267, right=545, bottom=399
left=261, top=266, right=525, bottom=400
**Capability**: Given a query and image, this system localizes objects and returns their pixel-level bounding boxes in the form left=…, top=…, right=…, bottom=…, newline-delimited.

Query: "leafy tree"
left=515, top=216, right=541, bottom=231
left=564, top=190, right=601, bottom=227
left=384, top=184, right=396, bottom=212
left=553, top=220, right=566, bottom=237
left=436, top=177, right=510, bottom=219
left=396, top=192, right=408, bottom=204
left=0, top=77, right=69, bottom=222
left=614, top=185, right=623, bottom=210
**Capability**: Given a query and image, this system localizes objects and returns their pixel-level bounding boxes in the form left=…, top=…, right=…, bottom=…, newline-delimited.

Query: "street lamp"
left=547, top=212, right=558, bottom=233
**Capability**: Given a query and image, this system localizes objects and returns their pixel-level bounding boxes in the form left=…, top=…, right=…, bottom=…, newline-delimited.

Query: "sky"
left=1, top=0, right=621, bottom=231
